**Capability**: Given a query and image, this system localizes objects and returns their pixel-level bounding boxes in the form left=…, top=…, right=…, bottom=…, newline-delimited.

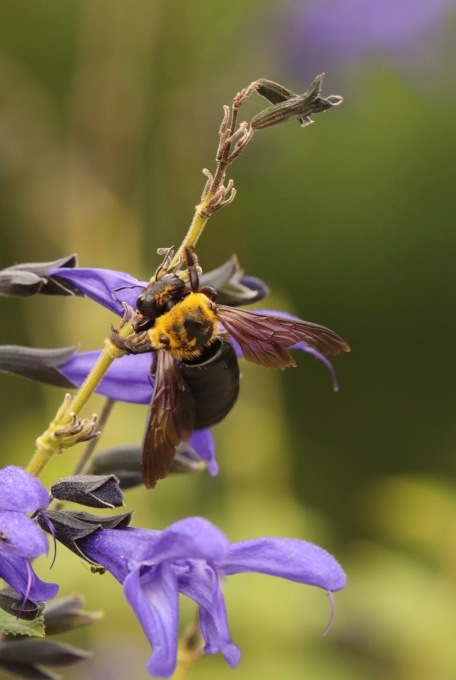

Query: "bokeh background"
left=1, top=1, right=456, bottom=679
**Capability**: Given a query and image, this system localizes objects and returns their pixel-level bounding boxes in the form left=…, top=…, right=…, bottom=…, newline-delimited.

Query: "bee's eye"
left=136, top=294, right=146, bottom=312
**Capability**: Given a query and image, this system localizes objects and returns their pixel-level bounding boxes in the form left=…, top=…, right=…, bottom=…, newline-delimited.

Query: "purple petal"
left=199, top=594, right=241, bottom=668
left=292, top=342, right=340, bottom=391
left=0, top=511, right=49, bottom=558
left=284, top=0, right=454, bottom=77
left=0, top=466, right=50, bottom=512
left=303, top=0, right=452, bottom=55
left=80, top=528, right=161, bottom=583
left=59, top=351, right=153, bottom=405
left=238, top=275, right=269, bottom=304
left=220, top=538, right=346, bottom=592
left=189, top=429, right=218, bottom=475
left=49, top=267, right=146, bottom=315
left=176, top=562, right=241, bottom=668
left=0, top=553, right=58, bottom=601
left=143, top=518, right=229, bottom=566
left=83, top=519, right=228, bottom=579
left=123, top=563, right=179, bottom=678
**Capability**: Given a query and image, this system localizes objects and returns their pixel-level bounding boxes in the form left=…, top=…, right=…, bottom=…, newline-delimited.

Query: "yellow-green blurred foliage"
left=1, top=1, right=456, bottom=679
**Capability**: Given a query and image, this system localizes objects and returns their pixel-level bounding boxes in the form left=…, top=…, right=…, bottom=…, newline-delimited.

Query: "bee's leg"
left=110, top=306, right=153, bottom=354
left=184, top=245, right=197, bottom=267
left=184, top=246, right=202, bottom=292
left=150, top=350, right=158, bottom=377
left=110, top=329, right=152, bottom=354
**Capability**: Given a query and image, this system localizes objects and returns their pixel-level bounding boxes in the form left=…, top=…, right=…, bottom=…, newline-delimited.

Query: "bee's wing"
left=141, top=349, right=195, bottom=488
left=216, top=305, right=350, bottom=369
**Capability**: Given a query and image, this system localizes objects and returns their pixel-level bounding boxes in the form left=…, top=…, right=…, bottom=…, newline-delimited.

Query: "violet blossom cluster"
left=0, top=255, right=347, bottom=677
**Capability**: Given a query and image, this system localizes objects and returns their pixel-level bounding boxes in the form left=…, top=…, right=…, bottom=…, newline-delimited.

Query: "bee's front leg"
left=110, top=304, right=153, bottom=354
left=110, top=329, right=152, bottom=354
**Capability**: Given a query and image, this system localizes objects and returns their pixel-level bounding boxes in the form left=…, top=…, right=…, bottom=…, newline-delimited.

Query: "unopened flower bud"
left=200, top=256, right=269, bottom=306
left=0, top=588, right=43, bottom=621
left=0, top=639, right=91, bottom=666
left=0, top=345, right=76, bottom=388
left=43, top=595, right=102, bottom=636
left=89, top=445, right=143, bottom=489
left=0, top=254, right=80, bottom=297
left=51, top=475, right=123, bottom=509
left=89, top=442, right=206, bottom=490
left=251, top=74, right=343, bottom=130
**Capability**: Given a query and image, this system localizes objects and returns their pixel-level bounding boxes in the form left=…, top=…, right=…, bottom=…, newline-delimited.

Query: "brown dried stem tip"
left=200, top=87, right=256, bottom=205
left=250, top=73, right=343, bottom=130
left=169, top=75, right=342, bottom=270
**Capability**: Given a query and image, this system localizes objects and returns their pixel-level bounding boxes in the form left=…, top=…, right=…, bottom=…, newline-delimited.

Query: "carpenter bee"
left=115, top=248, right=350, bottom=488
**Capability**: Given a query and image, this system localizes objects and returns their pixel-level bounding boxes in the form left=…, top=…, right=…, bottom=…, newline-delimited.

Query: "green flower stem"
left=170, top=656, right=194, bottom=680
left=27, top=319, right=134, bottom=478
left=170, top=191, right=214, bottom=271
left=171, top=639, right=203, bottom=680
left=69, top=338, right=125, bottom=415
left=170, top=614, right=203, bottom=680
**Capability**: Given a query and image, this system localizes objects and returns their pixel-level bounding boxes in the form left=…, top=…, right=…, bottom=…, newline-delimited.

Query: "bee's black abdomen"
left=180, top=339, right=239, bottom=429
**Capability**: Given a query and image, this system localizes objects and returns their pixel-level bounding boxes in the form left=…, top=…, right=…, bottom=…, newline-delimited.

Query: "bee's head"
left=133, top=274, right=187, bottom=332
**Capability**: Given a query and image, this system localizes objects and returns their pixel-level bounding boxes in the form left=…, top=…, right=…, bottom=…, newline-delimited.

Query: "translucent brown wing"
left=216, top=305, right=350, bottom=369
left=141, top=349, right=195, bottom=488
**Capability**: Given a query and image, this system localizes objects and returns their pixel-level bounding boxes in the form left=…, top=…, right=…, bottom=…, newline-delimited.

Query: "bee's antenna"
left=114, top=284, right=143, bottom=293
left=155, top=246, right=175, bottom=280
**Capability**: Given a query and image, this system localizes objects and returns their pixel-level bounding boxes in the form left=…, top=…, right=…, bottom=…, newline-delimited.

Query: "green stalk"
left=26, top=321, right=132, bottom=478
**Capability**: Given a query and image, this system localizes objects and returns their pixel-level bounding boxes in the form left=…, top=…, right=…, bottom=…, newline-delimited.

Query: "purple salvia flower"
left=80, top=516, right=346, bottom=677
left=0, top=466, right=58, bottom=603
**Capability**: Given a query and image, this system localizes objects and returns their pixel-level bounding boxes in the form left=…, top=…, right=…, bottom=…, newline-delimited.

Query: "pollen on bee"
left=147, top=291, right=219, bottom=360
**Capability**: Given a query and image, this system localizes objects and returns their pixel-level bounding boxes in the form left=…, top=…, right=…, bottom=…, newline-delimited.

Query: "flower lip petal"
left=177, top=562, right=241, bottom=668
left=0, top=552, right=58, bottom=601
left=188, top=429, right=218, bottom=475
left=0, top=512, right=49, bottom=559
left=124, top=564, right=180, bottom=677
left=49, top=267, right=147, bottom=315
left=220, top=537, right=347, bottom=592
left=199, top=602, right=242, bottom=668
left=0, top=466, right=50, bottom=512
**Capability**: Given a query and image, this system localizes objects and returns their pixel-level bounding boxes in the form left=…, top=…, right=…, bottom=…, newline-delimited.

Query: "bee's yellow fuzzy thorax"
left=147, top=292, right=219, bottom=360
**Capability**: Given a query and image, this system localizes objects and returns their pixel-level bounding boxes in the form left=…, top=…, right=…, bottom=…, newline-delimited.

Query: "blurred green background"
left=1, top=1, right=456, bottom=678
